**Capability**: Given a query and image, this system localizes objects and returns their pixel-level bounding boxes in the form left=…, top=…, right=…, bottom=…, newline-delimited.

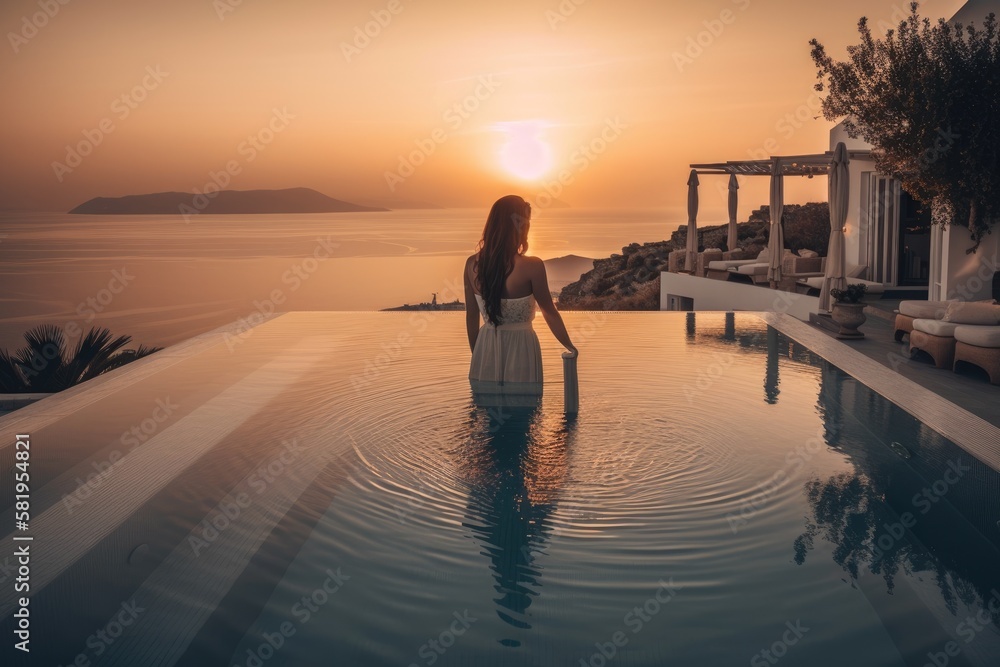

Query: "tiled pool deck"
left=808, top=307, right=1000, bottom=429
left=758, top=313, right=999, bottom=473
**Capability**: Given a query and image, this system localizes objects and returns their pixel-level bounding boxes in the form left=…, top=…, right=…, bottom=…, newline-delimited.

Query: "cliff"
left=558, top=202, right=831, bottom=310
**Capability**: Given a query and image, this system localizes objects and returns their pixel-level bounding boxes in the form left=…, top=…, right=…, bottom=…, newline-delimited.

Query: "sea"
left=0, top=208, right=685, bottom=351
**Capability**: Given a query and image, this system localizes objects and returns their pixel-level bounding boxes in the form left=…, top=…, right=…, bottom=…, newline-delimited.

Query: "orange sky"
left=0, top=0, right=968, bottom=219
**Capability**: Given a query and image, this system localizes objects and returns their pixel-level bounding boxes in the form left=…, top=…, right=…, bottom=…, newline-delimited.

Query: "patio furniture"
left=668, top=249, right=687, bottom=273
left=954, top=325, right=1000, bottom=385
left=787, top=254, right=823, bottom=275
left=706, top=257, right=755, bottom=281
left=732, top=262, right=771, bottom=285
left=908, top=319, right=961, bottom=369
left=795, top=264, right=885, bottom=300
left=731, top=250, right=803, bottom=286
left=893, top=300, right=955, bottom=342
left=784, top=254, right=825, bottom=284
left=727, top=248, right=792, bottom=285
left=703, top=250, right=750, bottom=280
left=696, top=249, right=724, bottom=277
left=895, top=299, right=999, bottom=340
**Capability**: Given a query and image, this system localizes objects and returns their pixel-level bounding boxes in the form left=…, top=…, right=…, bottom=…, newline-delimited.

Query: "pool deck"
left=807, top=303, right=1000, bottom=429
left=760, top=312, right=1000, bottom=473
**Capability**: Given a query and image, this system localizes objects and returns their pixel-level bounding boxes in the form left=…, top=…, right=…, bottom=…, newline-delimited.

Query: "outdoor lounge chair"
left=904, top=301, right=1000, bottom=381
left=893, top=299, right=997, bottom=341
left=705, top=250, right=753, bottom=280
left=731, top=262, right=771, bottom=284
left=954, top=325, right=1000, bottom=385
left=724, top=249, right=793, bottom=285
left=795, top=264, right=885, bottom=300
left=731, top=251, right=815, bottom=286
left=696, top=249, right=724, bottom=277
left=893, top=300, right=954, bottom=342
left=909, top=319, right=961, bottom=369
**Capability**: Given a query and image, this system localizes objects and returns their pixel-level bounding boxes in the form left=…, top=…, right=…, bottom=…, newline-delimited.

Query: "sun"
left=497, top=121, right=553, bottom=181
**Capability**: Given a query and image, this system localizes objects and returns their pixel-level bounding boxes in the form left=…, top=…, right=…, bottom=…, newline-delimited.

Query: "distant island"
left=69, top=187, right=388, bottom=215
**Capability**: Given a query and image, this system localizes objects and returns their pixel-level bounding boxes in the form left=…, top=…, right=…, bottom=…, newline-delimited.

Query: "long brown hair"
left=474, top=195, right=531, bottom=326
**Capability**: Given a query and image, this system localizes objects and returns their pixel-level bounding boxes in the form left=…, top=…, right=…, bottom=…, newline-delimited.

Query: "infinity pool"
left=1, top=312, right=998, bottom=667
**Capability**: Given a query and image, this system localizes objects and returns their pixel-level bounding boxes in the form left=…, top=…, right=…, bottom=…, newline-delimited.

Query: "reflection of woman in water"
left=464, top=195, right=576, bottom=397
left=460, top=399, right=571, bottom=646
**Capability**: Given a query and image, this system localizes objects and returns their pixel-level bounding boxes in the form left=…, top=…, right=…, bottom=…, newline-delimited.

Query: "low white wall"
left=660, top=273, right=820, bottom=321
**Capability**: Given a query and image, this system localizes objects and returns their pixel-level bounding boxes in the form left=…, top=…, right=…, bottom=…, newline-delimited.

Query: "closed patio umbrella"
left=686, top=170, right=699, bottom=273
left=766, top=160, right=785, bottom=287
left=819, top=142, right=850, bottom=311
left=727, top=173, right=739, bottom=252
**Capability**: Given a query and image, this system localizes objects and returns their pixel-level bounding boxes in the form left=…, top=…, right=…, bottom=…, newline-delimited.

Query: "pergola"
left=685, top=147, right=869, bottom=304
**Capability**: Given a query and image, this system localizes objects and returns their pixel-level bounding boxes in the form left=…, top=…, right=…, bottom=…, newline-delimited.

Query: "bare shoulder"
left=519, top=255, right=545, bottom=270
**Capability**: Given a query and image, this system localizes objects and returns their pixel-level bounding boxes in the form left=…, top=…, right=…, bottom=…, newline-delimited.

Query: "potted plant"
left=830, top=284, right=868, bottom=339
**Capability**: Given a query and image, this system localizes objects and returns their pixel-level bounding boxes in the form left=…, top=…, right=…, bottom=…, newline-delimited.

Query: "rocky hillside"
left=558, top=202, right=830, bottom=310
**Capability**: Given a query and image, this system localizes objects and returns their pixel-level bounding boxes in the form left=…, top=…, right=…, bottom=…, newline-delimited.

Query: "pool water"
left=1, top=312, right=998, bottom=667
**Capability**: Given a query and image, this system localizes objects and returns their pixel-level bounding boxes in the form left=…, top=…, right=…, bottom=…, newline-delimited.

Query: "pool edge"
left=761, top=311, right=1000, bottom=474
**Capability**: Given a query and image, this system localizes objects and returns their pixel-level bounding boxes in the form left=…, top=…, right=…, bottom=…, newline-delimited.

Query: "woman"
left=464, top=195, right=577, bottom=395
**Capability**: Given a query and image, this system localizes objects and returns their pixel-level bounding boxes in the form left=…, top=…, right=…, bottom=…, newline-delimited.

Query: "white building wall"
left=941, top=224, right=1000, bottom=301
left=829, top=123, right=871, bottom=152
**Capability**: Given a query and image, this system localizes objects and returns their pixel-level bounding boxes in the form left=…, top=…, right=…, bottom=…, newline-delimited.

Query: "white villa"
left=662, top=0, right=1000, bottom=317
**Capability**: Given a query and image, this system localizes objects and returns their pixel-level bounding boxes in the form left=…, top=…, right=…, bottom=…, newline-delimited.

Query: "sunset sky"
left=1, top=0, right=969, bottom=219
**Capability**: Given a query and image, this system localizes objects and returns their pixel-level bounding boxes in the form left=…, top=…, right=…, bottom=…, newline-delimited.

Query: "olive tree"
left=810, top=2, right=999, bottom=250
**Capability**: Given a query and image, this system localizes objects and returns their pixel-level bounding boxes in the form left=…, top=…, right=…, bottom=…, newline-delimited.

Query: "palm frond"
left=2, top=325, right=161, bottom=393
left=14, top=324, right=68, bottom=392
left=68, top=327, right=133, bottom=383
left=0, top=347, right=29, bottom=392
left=98, top=344, right=163, bottom=376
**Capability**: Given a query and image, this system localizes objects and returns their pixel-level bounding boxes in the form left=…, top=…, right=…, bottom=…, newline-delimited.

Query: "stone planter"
left=831, top=302, right=866, bottom=339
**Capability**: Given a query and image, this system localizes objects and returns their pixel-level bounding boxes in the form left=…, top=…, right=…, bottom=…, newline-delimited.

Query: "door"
left=866, top=174, right=899, bottom=284
left=896, top=190, right=931, bottom=287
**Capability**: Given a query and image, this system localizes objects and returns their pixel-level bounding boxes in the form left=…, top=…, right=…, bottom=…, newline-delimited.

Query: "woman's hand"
left=562, top=347, right=579, bottom=360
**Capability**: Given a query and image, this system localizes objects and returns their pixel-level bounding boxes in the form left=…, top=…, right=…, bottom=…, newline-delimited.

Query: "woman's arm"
left=529, top=257, right=577, bottom=355
left=464, top=256, right=480, bottom=353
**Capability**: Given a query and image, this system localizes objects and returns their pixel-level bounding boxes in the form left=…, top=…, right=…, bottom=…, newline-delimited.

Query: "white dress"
left=469, top=294, right=543, bottom=395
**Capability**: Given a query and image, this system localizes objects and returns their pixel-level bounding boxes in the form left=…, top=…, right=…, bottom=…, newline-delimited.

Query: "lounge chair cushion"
left=708, top=259, right=756, bottom=271
left=798, top=276, right=885, bottom=295
left=912, top=318, right=960, bottom=337
left=954, top=325, right=1000, bottom=348
left=941, top=301, right=1000, bottom=325
left=798, top=249, right=818, bottom=258
left=898, top=300, right=955, bottom=319
left=736, top=262, right=769, bottom=276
